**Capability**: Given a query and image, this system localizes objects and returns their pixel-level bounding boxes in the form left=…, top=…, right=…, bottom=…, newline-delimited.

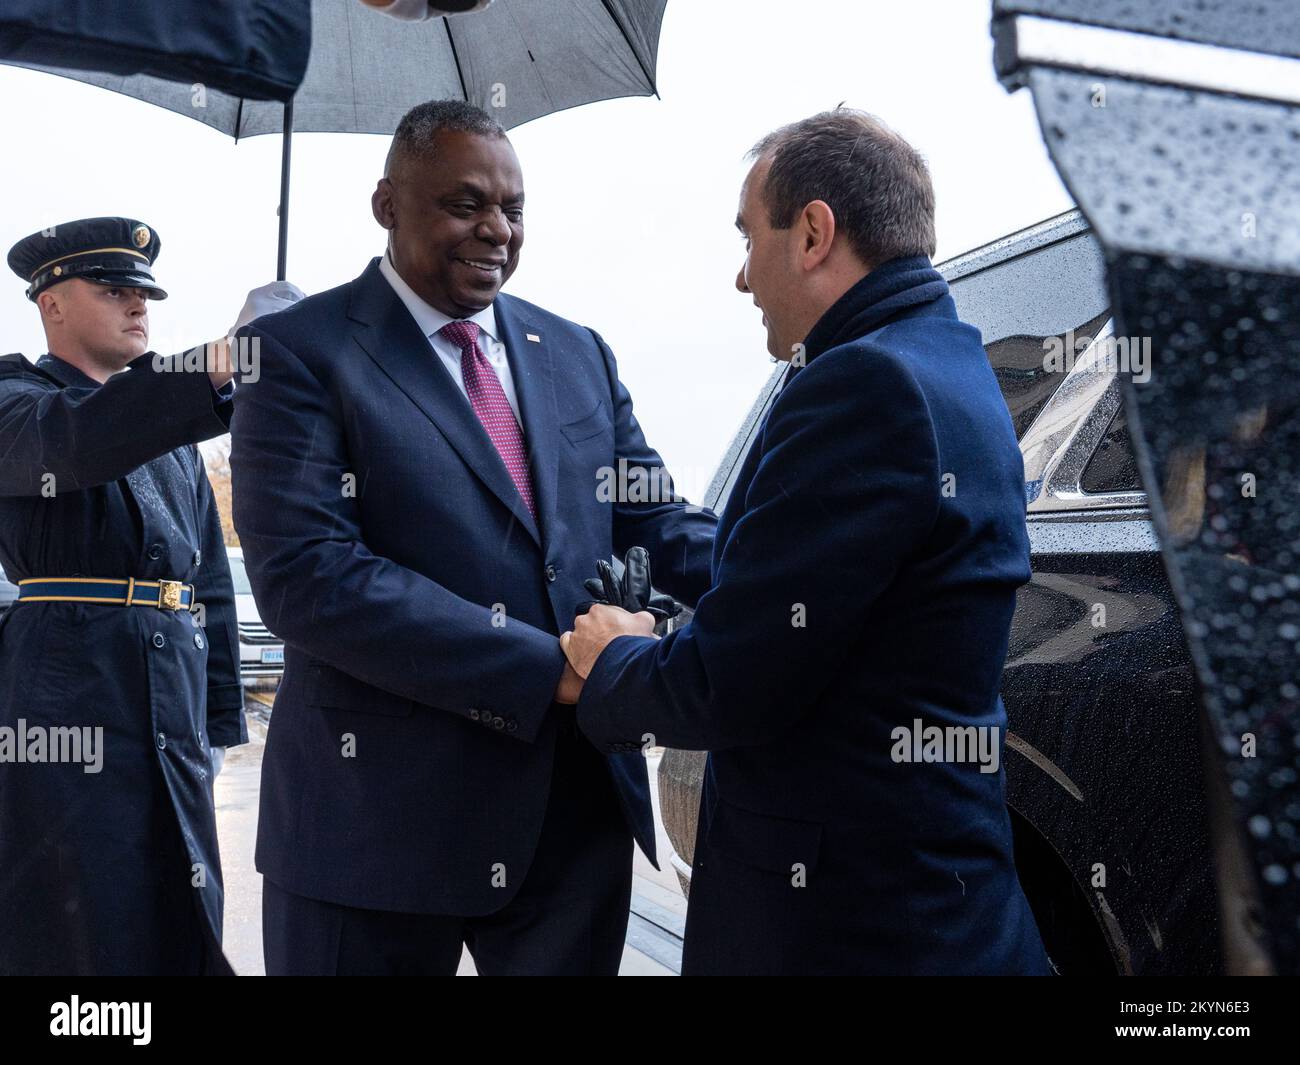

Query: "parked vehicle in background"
left=658, top=210, right=1219, bottom=976
left=226, top=546, right=285, bottom=681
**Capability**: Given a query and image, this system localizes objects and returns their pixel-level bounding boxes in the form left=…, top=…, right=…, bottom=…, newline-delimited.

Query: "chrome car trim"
left=1007, top=14, right=1300, bottom=107
left=1021, top=317, right=1148, bottom=514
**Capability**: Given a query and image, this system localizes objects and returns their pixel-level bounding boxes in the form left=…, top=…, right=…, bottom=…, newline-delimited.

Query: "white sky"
left=0, top=0, right=1073, bottom=497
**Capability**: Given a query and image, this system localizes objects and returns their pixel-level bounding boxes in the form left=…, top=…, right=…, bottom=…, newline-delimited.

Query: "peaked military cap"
left=7, top=216, right=167, bottom=301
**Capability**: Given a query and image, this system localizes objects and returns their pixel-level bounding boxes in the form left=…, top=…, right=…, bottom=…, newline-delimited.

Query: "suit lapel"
left=347, top=260, right=542, bottom=547
left=495, top=294, right=560, bottom=554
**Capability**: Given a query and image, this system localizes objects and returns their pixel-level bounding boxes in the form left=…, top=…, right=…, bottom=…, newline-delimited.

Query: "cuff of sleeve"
left=207, top=681, right=244, bottom=712
left=210, top=377, right=235, bottom=430
left=576, top=634, right=658, bottom=751
left=206, top=683, right=247, bottom=747
left=473, top=639, right=568, bottom=744
left=206, top=712, right=247, bottom=749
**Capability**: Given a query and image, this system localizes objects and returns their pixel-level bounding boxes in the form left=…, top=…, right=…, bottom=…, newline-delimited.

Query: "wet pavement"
left=214, top=686, right=684, bottom=975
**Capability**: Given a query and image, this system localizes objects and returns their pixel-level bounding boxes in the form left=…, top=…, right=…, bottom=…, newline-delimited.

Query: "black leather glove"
left=576, top=546, right=682, bottom=624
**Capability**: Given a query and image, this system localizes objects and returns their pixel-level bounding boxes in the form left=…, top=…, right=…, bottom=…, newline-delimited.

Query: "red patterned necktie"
left=438, top=320, right=537, bottom=521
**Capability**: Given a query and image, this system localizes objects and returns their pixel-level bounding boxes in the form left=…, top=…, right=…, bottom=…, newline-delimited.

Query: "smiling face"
left=372, top=129, right=525, bottom=318
left=37, top=278, right=151, bottom=380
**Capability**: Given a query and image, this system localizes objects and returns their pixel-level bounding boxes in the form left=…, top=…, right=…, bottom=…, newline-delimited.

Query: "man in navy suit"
left=563, top=109, right=1052, bottom=975
left=229, top=100, right=716, bottom=975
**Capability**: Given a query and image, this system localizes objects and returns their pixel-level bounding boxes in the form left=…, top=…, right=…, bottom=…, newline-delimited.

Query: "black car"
left=658, top=209, right=1217, bottom=976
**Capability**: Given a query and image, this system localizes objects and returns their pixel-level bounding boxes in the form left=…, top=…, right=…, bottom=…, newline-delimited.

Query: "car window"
left=1080, top=403, right=1142, bottom=494
left=985, top=309, right=1113, bottom=439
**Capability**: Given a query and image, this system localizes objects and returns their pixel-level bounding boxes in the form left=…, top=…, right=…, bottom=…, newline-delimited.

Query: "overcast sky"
left=0, top=0, right=1074, bottom=496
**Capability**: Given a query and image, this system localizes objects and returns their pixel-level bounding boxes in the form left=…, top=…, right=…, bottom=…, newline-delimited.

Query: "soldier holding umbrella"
left=0, top=217, right=300, bottom=974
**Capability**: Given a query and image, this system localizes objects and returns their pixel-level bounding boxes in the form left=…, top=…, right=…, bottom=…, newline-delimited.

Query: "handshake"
left=556, top=547, right=679, bottom=704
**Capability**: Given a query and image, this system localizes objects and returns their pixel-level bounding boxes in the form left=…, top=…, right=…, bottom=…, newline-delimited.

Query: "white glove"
left=209, top=746, right=227, bottom=778
left=231, top=280, right=305, bottom=335
left=363, top=0, right=495, bottom=22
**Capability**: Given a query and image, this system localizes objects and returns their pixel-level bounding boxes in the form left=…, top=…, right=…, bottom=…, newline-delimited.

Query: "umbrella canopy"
left=0, top=0, right=311, bottom=102
left=4, top=0, right=669, bottom=276
left=9, top=0, right=667, bottom=137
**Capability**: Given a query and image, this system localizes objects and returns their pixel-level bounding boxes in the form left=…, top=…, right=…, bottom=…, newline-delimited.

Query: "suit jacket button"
left=193, top=550, right=202, bottom=566
left=156, top=732, right=167, bottom=750
left=545, top=565, right=557, bottom=583
left=152, top=632, right=166, bottom=649
left=506, top=721, right=517, bottom=733
left=469, top=709, right=480, bottom=721
left=493, top=716, right=505, bottom=729
left=147, top=543, right=163, bottom=561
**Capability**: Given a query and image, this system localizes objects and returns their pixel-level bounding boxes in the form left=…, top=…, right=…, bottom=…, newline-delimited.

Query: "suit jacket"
left=230, top=259, right=716, bottom=915
left=578, top=257, right=1052, bottom=974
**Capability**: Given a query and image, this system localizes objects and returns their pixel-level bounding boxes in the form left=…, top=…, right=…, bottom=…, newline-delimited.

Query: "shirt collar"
left=379, top=250, right=498, bottom=343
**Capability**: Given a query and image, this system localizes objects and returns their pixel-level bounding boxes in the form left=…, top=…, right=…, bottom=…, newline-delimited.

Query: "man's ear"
left=800, top=200, right=836, bottom=270
left=37, top=288, right=63, bottom=325
left=371, top=178, right=396, bottom=230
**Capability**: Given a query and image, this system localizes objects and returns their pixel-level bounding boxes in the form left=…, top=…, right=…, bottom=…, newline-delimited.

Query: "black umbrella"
left=2, top=0, right=669, bottom=277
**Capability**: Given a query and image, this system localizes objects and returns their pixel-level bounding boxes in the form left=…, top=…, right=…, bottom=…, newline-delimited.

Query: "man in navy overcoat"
left=564, top=110, right=1052, bottom=975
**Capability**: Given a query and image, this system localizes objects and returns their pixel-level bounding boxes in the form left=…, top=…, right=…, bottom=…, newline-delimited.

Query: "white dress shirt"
left=378, top=250, right=522, bottom=421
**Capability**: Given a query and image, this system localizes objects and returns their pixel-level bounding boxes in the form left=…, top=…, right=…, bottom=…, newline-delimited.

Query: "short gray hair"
left=749, top=108, right=936, bottom=264
left=386, top=99, right=506, bottom=173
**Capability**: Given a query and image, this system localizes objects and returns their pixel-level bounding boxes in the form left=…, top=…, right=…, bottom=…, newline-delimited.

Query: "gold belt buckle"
left=157, top=580, right=183, bottom=611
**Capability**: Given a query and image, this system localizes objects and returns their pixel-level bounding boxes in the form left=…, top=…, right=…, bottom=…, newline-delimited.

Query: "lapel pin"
left=526, top=333, right=541, bottom=343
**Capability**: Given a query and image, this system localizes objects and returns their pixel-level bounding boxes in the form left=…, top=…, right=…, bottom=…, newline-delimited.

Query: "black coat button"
left=194, top=633, right=204, bottom=649
left=193, top=550, right=202, bottom=566
left=469, top=709, right=480, bottom=721
left=506, top=721, right=517, bottom=733
left=493, top=717, right=505, bottom=729
left=545, top=565, right=557, bottom=582
left=156, top=732, right=167, bottom=750
left=152, top=632, right=166, bottom=648
left=147, top=544, right=163, bottom=561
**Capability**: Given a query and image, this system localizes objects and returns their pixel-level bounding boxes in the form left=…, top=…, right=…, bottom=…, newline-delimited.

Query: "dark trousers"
left=262, top=723, right=634, bottom=975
